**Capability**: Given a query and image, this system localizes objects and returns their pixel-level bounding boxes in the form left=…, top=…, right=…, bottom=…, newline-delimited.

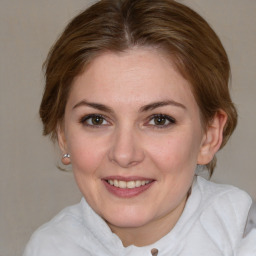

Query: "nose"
left=108, top=126, right=145, bottom=168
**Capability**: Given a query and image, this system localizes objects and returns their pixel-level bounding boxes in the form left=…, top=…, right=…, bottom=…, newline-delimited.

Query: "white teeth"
left=114, top=180, right=119, bottom=187
left=107, top=179, right=151, bottom=189
left=119, top=181, right=126, bottom=189
left=127, top=181, right=135, bottom=188
left=135, top=180, right=141, bottom=187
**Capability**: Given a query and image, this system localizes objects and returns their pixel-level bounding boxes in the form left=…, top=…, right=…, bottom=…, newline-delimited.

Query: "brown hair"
left=40, top=0, right=237, bottom=175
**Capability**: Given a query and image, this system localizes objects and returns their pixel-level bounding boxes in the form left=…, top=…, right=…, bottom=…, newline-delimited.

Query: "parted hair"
left=40, top=0, right=237, bottom=176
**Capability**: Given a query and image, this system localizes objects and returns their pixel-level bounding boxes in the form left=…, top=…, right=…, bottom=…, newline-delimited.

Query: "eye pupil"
left=92, top=116, right=103, bottom=125
left=154, top=116, right=166, bottom=125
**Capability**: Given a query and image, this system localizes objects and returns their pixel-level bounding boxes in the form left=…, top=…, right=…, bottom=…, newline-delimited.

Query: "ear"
left=57, top=123, right=71, bottom=165
left=197, top=110, right=227, bottom=165
left=57, top=122, right=67, bottom=152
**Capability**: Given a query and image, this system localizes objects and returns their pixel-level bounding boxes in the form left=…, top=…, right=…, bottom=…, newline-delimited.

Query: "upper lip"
left=102, top=176, right=154, bottom=182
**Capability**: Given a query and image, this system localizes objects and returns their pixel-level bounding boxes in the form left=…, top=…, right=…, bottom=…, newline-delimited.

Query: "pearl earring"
left=62, top=153, right=71, bottom=165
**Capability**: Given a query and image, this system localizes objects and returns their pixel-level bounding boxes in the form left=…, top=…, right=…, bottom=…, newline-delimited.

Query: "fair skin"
left=58, top=47, right=227, bottom=247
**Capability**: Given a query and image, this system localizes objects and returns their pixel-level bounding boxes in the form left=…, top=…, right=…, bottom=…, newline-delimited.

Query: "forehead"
left=68, top=47, right=197, bottom=110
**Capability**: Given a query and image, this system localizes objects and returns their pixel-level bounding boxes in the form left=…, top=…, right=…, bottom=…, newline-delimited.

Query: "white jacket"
left=23, top=177, right=256, bottom=256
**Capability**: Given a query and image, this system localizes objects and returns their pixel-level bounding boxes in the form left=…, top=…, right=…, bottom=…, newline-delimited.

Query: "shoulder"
left=194, top=177, right=252, bottom=253
left=23, top=200, right=87, bottom=256
left=196, top=176, right=252, bottom=213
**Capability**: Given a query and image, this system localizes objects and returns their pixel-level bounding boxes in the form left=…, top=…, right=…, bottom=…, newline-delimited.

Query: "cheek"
left=147, top=133, right=200, bottom=173
left=67, top=134, right=107, bottom=175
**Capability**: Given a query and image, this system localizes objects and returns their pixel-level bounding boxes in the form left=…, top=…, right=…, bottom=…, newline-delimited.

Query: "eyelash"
left=79, top=114, right=110, bottom=127
left=79, top=114, right=176, bottom=128
left=146, top=114, right=176, bottom=128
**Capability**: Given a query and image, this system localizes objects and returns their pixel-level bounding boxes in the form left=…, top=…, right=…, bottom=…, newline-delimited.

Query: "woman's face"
left=59, top=47, right=208, bottom=230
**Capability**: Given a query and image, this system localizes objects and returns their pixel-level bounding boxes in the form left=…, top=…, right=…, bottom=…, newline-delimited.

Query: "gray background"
left=0, top=0, right=255, bottom=255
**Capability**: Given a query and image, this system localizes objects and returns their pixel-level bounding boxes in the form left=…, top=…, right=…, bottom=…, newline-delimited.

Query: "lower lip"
left=103, top=180, right=155, bottom=198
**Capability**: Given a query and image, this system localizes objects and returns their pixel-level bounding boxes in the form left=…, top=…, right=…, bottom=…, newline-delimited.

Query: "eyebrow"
left=139, top=100, right=186, bottom=112
left=72, top=99, right=186, bottom=113
left=72, top=100, right=114, bottom=114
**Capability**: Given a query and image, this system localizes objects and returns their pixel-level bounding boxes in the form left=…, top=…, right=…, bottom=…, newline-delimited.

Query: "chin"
left=103, top=207, right=155, bottom=229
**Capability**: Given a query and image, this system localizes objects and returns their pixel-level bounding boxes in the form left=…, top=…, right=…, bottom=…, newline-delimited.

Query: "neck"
left=107, top=195, right=187, bottom=247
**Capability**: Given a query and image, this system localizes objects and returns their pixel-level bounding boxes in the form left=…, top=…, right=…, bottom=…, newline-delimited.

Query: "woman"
left=24, top=0, right=256, bottom=255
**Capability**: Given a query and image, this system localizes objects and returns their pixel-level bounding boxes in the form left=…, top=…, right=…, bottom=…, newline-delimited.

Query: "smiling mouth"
left=107, top=179, right=151, bottom=189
